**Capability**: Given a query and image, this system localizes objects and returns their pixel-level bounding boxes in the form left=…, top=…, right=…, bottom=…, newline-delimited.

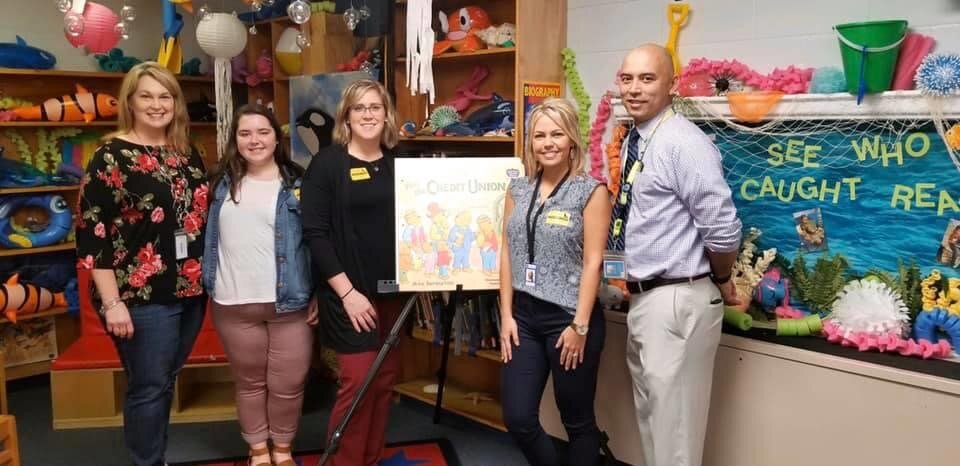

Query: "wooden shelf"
left=410, top=327, right=501, bottom=363
left=0, top=307, right=69, bottom=325
left=0, top=242, right=75, bottom=257
left=0, top=185, right=81, bottom=195
left=0, top=121, right=217, bottom=128
left=394, top=377, right=505, bottom=431
left=400, top=136, right=514, bottom=143
left=396, top=48, right=515, bottom=63
left=0, top=68, right=213, bottom=83
left=5, top=360, right=51, bottom=381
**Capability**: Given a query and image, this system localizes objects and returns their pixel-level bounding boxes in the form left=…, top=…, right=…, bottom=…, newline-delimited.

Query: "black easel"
left=319, top=292, right=420, bottom=466
left=432, top=284, right=463, bottom=423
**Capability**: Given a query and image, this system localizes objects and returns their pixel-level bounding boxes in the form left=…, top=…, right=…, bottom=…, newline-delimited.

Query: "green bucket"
left=834, top=20, right=908, bottom=97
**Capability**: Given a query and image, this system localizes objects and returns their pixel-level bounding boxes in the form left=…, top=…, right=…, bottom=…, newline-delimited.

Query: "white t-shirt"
left=213, top=176, right=281, bottom=305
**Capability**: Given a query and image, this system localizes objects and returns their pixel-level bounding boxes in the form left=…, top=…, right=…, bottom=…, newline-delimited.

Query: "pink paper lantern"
left=64, top=2, right=121, bottom=54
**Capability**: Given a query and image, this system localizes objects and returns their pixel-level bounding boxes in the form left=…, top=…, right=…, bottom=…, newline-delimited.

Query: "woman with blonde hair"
left=498, top=97, right=611, bottom=465
left=76, top=61, right=209, bottom=466
left=300, top=79, right=405, bottom=466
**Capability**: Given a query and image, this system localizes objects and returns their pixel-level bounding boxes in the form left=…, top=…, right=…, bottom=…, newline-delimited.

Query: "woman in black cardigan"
left=300, top=79, right=402, bottom=466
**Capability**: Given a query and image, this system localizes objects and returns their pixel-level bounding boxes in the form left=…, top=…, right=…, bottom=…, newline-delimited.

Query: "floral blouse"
left=76, top=138, right=208, bottom=307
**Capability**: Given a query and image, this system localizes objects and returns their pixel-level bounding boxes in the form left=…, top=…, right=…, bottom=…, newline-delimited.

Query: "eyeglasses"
left=350, top=104, right=385, bottom=115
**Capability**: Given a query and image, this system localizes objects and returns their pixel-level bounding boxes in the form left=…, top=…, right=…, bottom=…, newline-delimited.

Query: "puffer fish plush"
left=12, top=84, right=118, bottom=123
left=1, top=274, right=67, bottom=323
left=434, top=6, right=492, bottom=55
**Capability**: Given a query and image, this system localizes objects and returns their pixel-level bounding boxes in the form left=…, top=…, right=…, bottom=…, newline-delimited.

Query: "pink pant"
left=211, top=301, right=313, bottom=445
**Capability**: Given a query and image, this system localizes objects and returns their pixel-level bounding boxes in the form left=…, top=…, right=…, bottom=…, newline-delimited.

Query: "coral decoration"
left=679, top=58, right=812, bottom=96
left=809, top=66, right=847, bottom=93
left=561, top=48, right=591, bottom=144
left=822, top=320, right=952, bottom=359
left=730, top=227, right=777, bottom=312
left=588, top=93, right=613, bottom=183
left=915, top=53, right=960, bottom=97
left=920, top=270, right=942, bottom=311
left=605, top=124, right=627, bottom=200
left=831, top=279, right=910, bottom=336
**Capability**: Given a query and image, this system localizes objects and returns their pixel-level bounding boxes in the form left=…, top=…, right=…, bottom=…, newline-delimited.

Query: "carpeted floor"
left=174, top=438, right=461, bottom=466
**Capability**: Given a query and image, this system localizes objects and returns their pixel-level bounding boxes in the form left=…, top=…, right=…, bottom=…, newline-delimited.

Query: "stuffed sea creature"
left=0, top=36, right=56, bottom=69
left=429, top=105, right=460, bottom=132
left=434, top=6, right=491, bottom=55
left=0, top=194, right=73, bottom=249
left=463, top=94, right=514, bottom=134
left=295, top=107, right=334, bottom=155
left=915, top=53, right=960, bottom=97
left=476, top=23, right=516, bottom=48
left=181, top=57, right=203, bottom=76
left=0, top=273, right=68, bottom=323
left=12, top=84, right=118, bottom=123
left=95, top=48, right=142, bottom=73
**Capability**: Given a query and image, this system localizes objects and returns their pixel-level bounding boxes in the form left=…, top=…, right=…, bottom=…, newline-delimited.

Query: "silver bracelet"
left=99, top=297, right=123, bottom=316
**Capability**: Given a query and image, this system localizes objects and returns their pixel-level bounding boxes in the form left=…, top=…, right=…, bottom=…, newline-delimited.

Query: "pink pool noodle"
left=892, top=32, right=936, bottom=90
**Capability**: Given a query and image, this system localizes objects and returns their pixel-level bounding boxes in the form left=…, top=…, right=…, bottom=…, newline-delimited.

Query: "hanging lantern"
left=196, top=12, right=248, bottom=160
left=275, top=27, right=303, bottom=75
left=63, top=1, right=121, bottom=54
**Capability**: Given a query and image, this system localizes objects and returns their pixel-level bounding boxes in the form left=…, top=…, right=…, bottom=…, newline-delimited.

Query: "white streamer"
left=214, top=57, right=233, bottom=161
left=406, top=0, right=435, bottom=106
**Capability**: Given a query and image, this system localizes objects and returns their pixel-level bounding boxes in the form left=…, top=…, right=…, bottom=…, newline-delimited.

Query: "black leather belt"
left=627, top=272, right=712, bottom=294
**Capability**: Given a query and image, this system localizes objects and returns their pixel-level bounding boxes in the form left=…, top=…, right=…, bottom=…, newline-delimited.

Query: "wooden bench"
left=50, top=269, right=236, bottom=430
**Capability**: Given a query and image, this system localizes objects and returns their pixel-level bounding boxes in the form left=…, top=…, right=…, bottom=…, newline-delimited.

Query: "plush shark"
left=0, top=36, right=56, bottom=70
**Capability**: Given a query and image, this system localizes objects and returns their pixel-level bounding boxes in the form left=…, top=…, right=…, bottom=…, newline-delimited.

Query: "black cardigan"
left=301, top=144, right=396, bottom=353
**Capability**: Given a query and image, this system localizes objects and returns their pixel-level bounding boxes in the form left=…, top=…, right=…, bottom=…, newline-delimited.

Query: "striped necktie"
left=607, top=128, right=642, bottom=251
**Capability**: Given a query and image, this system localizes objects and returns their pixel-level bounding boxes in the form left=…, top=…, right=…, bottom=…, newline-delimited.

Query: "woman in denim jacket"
left=202, top=104, right=317, bottom=466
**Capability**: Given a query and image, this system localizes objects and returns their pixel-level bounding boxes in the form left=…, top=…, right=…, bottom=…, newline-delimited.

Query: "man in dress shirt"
left=614, top=44, right=742, bottom=466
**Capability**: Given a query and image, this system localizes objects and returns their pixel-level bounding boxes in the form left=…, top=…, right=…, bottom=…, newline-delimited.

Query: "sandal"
left=248, top=446, right=272, bottom=466
left=272, top=444, right=296, bottom=466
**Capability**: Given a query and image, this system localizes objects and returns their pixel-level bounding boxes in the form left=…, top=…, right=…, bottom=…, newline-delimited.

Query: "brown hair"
left=332, top=79, right=399, bottom=149
left=522, top=97, right=585, bottom=176
left=211, top=104, right=303, bottom=203
left=105, top=61, right=190, bottom=154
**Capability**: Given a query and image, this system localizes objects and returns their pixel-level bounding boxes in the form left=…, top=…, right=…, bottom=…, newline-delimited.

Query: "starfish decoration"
left=378, top=450, right=432, bottom=466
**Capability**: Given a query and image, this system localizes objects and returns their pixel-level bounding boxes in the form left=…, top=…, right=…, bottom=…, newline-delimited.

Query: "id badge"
left=524, top=263, right=537, bottom=287
left=603, top=250, right=626, bottom=280
left=175, top=229, right=189, bottom=260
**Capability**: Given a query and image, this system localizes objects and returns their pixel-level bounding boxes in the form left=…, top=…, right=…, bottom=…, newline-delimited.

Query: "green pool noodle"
left=723, top=307, right=752, bottom=331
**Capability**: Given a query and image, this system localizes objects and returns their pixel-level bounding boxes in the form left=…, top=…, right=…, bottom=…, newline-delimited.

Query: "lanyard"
left=525, top=169, right=570, bottom=263
left=620, top=108, right=674, bottom=187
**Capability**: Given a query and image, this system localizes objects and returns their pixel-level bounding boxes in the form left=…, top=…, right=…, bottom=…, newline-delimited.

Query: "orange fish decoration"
left=434, top=6, right=492, bottom=55
left=12, top=84, right=118, bottom=123
left=1, top=274, right=67, bottom=323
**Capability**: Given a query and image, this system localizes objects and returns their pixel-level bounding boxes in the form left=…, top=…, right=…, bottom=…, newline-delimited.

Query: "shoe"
left=249, top=446, right=272, bottom=466
left=272, top=444, right=296, bottom=466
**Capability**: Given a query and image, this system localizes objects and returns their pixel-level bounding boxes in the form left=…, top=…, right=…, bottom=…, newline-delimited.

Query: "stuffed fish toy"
left=12, top=84, right=118, bottom=123
left=1, top=274, right=68, bottom=323
left=0, top=36, right=56, bottom=70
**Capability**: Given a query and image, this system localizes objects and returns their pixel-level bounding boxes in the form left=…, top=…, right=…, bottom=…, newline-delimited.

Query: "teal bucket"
left=834, top=20, right=908, bottom=100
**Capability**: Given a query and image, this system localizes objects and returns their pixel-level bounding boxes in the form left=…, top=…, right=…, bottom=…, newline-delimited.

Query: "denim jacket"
left=202, top=172, right=312, bottom=312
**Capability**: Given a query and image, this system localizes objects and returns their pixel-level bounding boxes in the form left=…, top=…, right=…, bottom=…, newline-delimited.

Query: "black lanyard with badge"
left=603, top=109, right=673, bottom=280
left=524, top=170, right=570, bottom=287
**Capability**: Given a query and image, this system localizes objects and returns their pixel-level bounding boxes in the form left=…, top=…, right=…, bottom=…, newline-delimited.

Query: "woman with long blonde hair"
left=76, top=61, right=209, bottom=466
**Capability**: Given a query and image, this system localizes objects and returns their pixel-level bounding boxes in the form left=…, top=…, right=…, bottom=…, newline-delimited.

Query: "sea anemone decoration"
left=915, top=53, right=960, bottom=97
left=587, top=92, right=613, bottom=183
left=831, top=279, right=910, bottom=336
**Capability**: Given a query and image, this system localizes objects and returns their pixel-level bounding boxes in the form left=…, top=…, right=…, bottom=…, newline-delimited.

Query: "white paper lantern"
left=196, top=13, right=248, bottom=161
left=196, top=13, right=247, bottom=59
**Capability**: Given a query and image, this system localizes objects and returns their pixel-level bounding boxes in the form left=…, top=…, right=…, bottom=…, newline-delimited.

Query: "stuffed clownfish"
left=1, top=274, right=67, bottom=323
left=434, top=6, right=492, bottom=55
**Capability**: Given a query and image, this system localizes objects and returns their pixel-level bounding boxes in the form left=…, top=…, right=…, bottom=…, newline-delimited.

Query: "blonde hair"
left=332, top=79, right=399, bottom=149
left=522, top=97, right=585, bottom=177
left=105, top=62, right=190, bottom=154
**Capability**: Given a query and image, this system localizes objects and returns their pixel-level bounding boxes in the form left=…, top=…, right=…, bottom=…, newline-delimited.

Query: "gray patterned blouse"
left=506, top=173, right=601, bottom=312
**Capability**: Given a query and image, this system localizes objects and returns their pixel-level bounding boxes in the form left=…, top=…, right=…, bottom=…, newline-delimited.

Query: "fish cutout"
left=12, top=84, right=118, bottom=123
left=0, top=36, right=56, bottom=70
left=1, top=274, right=67, bottom=323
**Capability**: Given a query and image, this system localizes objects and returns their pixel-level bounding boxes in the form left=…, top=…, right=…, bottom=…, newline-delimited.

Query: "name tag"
left=524, top=264, right=537, bottom=287
left=603, top=250, right=626, bottom=280
left=545, top=210, right=571, bottom=226
left=349, top=167, right=370, bottom=181
left=175, top=229, right=189, bottom=260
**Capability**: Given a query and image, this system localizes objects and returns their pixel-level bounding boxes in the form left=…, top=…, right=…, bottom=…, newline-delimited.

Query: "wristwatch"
left=711, top=273, right=732, bottom=285
left=570, top=322, right=589, bottom=336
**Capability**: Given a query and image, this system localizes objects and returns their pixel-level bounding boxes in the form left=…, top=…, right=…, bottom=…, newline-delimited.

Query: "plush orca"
left=295, top=107, right=334, bottom=155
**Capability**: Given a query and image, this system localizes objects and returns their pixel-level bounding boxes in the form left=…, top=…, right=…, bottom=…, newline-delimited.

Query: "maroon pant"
left=326, top=296, right=404, bottom=466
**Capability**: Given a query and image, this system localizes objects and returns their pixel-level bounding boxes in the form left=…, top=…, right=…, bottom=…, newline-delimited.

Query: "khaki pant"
left=626, top=277, right=723, bottom=466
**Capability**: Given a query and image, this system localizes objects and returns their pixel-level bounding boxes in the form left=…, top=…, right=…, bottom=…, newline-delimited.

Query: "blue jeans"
left=501, top=292, right=606, bottom=466
left=112, top=297, right=205, bottom=466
